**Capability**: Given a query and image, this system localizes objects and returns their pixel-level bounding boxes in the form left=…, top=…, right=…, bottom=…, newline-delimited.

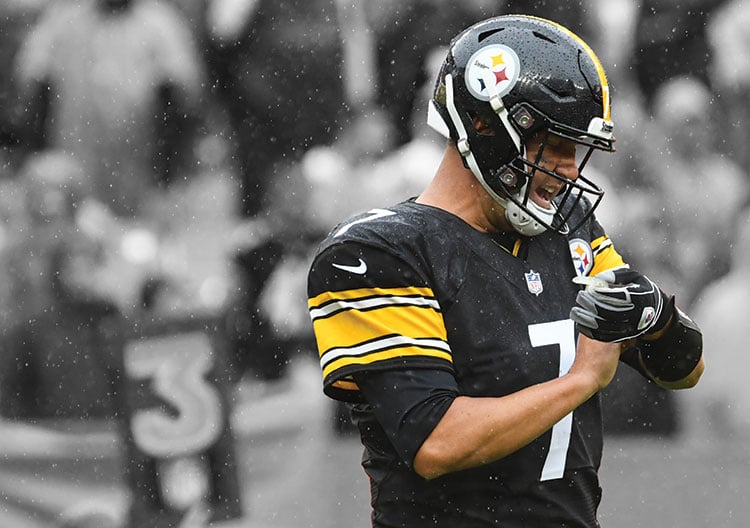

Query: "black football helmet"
left=427, top=15, right=615, bottom=236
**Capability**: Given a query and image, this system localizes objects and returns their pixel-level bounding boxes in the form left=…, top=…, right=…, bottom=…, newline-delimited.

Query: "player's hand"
left=571, top=334, right=623, bottom=391
left=569, top=268, right=672, bottom=343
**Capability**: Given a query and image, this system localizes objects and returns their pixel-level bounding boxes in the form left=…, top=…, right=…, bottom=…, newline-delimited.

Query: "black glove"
left=570, top=268, right=673, bottom=343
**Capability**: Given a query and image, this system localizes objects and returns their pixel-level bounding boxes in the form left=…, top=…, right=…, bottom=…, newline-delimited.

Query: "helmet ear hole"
left=471, top=115, right=496, bottom=136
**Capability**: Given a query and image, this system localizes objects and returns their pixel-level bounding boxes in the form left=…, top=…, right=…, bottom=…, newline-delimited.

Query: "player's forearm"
left=412, top=371, right=599, bottom=480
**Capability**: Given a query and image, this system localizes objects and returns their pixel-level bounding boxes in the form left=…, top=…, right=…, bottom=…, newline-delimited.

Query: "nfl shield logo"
left=525, top=270, right=543, bottom=296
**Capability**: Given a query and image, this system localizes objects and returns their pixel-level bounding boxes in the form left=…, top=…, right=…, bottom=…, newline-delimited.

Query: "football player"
left=307, top=15, right=704, bottom=527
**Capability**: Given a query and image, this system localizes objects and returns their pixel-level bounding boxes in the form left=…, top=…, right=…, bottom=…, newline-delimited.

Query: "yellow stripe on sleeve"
left=309, top=284, right=452, bottom=381
left=590, top=235, right=625, bottom=276
left=308, top=286, right=435, bottom=311
left=313, top=303, right=447, bottom=357
left=322, top=346, right=453, bottom=380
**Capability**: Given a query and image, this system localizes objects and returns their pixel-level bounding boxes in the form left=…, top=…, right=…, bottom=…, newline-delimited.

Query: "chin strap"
left=505, top=199, right=555, bottom=236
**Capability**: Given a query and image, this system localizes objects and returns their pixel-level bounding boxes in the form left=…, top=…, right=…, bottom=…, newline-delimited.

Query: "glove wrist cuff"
left=638, top=303, right=703, bottom=382
left=651, top=292, right=675, bottom=335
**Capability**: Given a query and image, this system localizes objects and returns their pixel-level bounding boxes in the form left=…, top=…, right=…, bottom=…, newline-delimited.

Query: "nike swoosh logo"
left=332, top=258, right=367, bottom=275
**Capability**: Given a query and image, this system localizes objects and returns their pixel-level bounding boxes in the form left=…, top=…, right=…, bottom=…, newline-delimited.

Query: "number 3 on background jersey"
left=528, top=319, right=576, bottom=482
left=124, top=332, right=224, bottom=458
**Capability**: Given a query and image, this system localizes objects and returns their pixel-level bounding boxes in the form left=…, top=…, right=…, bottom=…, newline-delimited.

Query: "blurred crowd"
left=0, top=0, right=748, bottom=442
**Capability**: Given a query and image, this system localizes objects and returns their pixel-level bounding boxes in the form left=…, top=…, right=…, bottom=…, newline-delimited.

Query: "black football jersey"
left=307, top=200, right=626, bottom=527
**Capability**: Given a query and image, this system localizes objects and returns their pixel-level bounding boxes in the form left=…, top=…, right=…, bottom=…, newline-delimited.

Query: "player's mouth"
left=532, top=183, right=559, bottom=209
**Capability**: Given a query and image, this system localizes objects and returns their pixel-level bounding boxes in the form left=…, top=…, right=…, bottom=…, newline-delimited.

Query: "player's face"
left=524, top=134, right=579, bottom=211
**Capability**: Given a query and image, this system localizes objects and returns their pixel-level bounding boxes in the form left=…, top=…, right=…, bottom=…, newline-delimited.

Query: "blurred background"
left=0, top=0, right=748, bottom=526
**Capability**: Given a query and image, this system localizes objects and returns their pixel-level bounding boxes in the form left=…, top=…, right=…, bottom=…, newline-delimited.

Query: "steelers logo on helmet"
left=464, top=44, right=520, bottom=102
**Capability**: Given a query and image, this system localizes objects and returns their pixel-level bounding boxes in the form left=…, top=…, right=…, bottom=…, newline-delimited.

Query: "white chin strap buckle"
left=505, top=192, right=557, bottom=237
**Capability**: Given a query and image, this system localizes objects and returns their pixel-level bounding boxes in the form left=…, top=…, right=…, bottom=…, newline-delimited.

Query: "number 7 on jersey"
left=528, top=319, right=576, bottom=481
